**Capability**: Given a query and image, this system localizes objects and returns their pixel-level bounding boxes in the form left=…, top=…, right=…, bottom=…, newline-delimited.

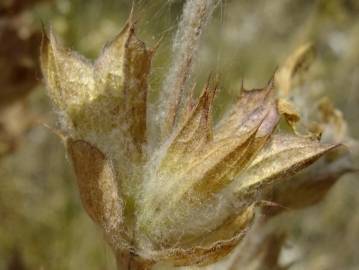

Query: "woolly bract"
left=40, top=20, right=339, bottom=268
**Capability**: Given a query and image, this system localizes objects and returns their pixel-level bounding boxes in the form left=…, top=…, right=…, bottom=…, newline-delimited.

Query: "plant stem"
left=159, top=0, right=219, bottom=139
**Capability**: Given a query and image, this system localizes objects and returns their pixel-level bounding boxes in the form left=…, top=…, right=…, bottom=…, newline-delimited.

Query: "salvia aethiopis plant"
left=40, top=8, right=346, bottom=270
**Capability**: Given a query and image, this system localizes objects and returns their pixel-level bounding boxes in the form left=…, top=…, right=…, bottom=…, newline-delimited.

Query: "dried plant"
left=264, top=43, right=356, bottom=216
left=39, top=3, right=353, bottom=270
left=214, top=43, right=356, bottom=270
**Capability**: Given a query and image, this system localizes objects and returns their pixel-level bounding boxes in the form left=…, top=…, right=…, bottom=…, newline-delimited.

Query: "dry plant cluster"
left=0, top=0, right=358, bottom=269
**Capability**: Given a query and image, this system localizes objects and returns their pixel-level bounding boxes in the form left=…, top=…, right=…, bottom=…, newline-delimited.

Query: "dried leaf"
left=234, top=134, right=338, bottom=200
left=165, top=83, right=217, bottom=157
left=263, top=44, right=356, bottom=217
left=277, top=98, right=300, bottom=126
left=275, top=42, right=315, bottom=97
left=263, top=148, right=353, bottom=216
left=40, top=30, right=95, bottom=112
left=41, top=21, right=152, bottom=151
left=215, top=80, right=277, bottom=140
left=67, top=139, right=127, bottom=245
left=149, top=206, right=254, bottom=266
left=93, top=22, right=152, bottom=147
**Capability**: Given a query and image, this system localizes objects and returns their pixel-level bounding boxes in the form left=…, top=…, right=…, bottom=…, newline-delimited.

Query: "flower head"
left=40, top=20, right=340, bottom=267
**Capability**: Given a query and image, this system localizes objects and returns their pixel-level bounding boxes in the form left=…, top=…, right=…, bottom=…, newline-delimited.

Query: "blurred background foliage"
left=0, top=0, right=358, bottom=269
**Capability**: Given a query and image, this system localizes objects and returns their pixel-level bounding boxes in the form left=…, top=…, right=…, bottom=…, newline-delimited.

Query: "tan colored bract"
left=40, top=18, right=340, bottom=269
